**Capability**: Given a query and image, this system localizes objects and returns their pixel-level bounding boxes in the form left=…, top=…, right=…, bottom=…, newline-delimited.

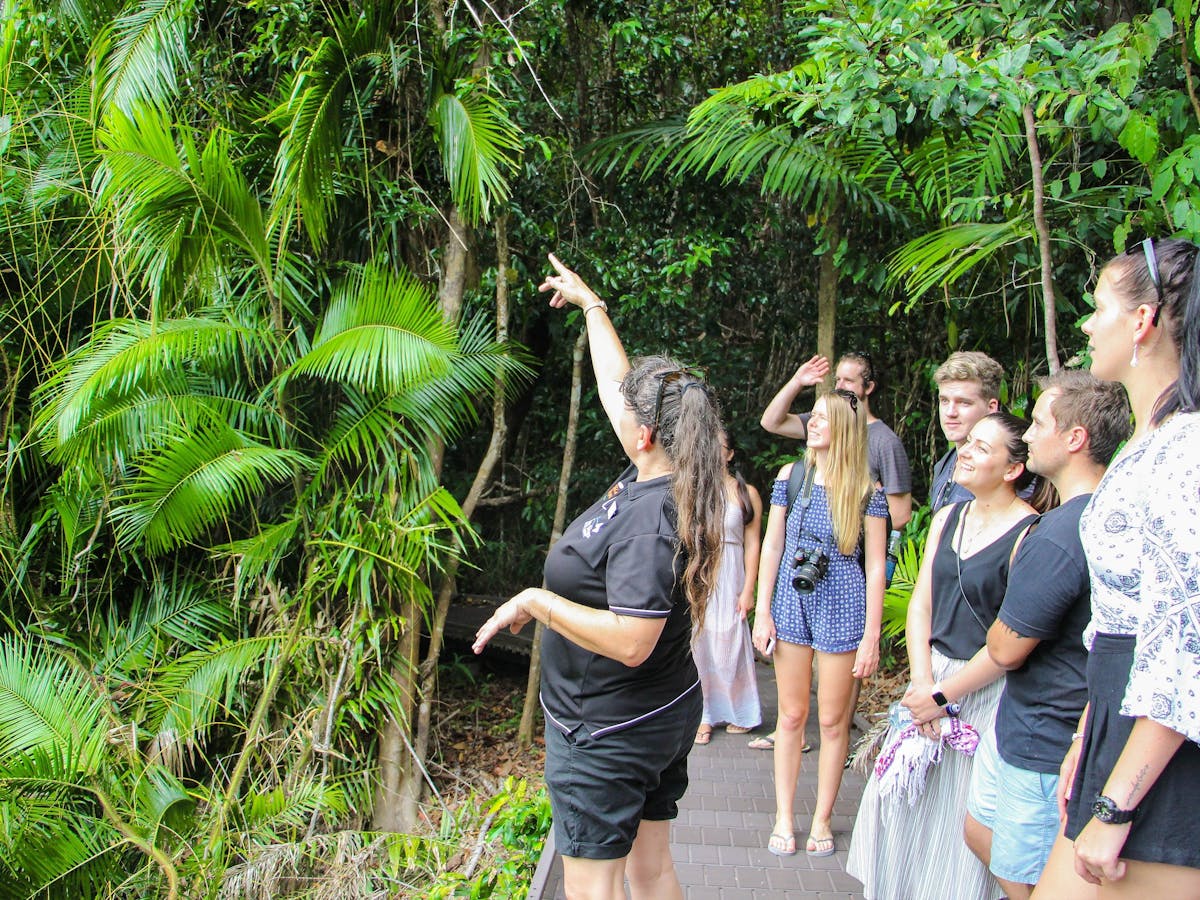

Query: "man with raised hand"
left=963, top=370, right=1131, bottom=900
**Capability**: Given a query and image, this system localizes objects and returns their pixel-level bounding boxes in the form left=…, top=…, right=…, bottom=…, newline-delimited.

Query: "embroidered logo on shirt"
left=582, top=497, right=620, bottom=539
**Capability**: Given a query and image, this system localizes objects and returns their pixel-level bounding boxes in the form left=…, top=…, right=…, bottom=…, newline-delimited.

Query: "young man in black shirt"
left=963, top=371, right=1131, bottom=899
left=928, top=351, right=1003, bottom=511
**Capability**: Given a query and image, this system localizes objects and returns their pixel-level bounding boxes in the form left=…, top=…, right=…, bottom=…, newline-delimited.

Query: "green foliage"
left=6, top=0, right=1200, bottom=892
left=428, top=778, right=551, bottom=900
left=881, top=506, right=933, bottom=649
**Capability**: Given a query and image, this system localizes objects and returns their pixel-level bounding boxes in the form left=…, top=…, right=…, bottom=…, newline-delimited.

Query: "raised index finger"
left=547, top=252, right=572, bottom=276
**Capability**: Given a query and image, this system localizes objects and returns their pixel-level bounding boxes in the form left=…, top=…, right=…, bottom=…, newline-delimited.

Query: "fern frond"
left=109, top=423, right=312, bottom=553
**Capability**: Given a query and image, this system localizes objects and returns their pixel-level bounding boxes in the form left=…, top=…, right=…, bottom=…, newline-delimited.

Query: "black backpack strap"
left=785, top=461, right=816, bottom=517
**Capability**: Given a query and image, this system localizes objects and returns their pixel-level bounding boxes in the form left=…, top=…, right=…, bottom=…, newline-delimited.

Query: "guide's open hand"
left=472, top=594, right=534, bottom=655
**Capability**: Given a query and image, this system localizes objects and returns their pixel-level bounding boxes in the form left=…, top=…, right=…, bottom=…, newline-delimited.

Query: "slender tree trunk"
left=411, top=216, right=512, bottom=780
left=372, top=594, right=420, bottom=832
left=817, top=198, right=841, bottom=371
left=1023, top=105, right=1060, bottom=373
left=518, top=327, right=589, bottom=745
left=1181, top=10, right=1200, bottom=127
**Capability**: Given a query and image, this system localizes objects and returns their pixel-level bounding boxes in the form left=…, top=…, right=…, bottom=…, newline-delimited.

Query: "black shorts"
left=1065, top=633, right=1200, bottom=868
left=544, top=687, right=702, bottom=860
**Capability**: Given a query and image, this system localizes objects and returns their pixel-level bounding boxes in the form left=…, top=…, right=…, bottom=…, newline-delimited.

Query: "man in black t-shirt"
left=963, top=371, right=1131, bottom=900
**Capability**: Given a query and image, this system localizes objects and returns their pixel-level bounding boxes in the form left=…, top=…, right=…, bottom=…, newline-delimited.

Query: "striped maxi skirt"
left=846, top=650, right=1006, bottom=900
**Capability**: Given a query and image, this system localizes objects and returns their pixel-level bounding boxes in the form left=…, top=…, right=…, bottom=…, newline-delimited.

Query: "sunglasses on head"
left=832, top=388, right=859, bottom=415
left=1128, top=238, right=1164, bottom=326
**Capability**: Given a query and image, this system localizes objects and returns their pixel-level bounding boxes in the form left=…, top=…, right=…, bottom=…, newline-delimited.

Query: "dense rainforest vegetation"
left=2, top=0, right=1199, bottom=895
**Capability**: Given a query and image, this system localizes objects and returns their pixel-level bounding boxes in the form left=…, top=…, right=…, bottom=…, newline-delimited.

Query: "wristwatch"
left=1091, top=794, right=1136, bottom=825
left=931, top=686, right=950, bottom=707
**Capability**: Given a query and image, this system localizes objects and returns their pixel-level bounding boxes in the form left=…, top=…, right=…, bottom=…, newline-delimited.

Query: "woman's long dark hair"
left=1104, top=238, right=1200, bottom=423
left=621, top=356, right=726, bottom=629
left=982, top=411, right=1058, bottom=513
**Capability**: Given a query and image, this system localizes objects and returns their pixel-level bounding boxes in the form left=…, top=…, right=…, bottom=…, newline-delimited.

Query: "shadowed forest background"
left=2, top=0, right=1199, bottom=895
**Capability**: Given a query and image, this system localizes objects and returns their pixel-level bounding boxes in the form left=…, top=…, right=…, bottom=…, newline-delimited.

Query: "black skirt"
left=1065, top=632, right=1200, bottom=869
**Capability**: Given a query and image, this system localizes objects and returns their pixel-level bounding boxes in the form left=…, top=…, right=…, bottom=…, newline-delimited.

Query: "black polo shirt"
left=995, top=494, right=1092, bottom=774
left=540, top=465, right=699, bottom=738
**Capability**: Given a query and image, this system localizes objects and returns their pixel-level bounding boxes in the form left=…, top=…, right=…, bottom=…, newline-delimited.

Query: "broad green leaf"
left=1118, top=111, right=1159, bottom=165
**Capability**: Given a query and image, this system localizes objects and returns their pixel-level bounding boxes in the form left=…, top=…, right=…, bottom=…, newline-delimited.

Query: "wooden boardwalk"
left=530, top=657, right=868, bottom=898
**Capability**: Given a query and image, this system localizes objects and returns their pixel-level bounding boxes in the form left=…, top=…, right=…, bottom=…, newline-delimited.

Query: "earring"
left=1130, top=343, right=1140, bottom=368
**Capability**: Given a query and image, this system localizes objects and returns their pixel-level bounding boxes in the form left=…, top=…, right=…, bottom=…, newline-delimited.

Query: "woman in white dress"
left=693, top=437, right=763, bottom=743
left=1033, top=238, right=1200, bottom=898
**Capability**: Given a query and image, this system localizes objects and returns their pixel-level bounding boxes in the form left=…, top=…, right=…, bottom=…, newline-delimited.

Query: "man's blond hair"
left=933, top=351, right=1003, bottom=402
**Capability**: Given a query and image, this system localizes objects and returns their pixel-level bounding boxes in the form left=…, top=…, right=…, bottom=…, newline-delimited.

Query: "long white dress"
left=693, top=500, right=762, bottom=729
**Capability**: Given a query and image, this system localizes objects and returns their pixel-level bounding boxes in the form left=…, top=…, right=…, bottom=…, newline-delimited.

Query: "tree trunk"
left=519, top=326, right=589, bottom=746
left=376, top=217, right=509, bottom=832
left=817, top=198, right=841, bottom=372
left=1023, top=105, right=1060, bottom=373
left=412, top=215, right=511, bottom=772
left=372, top=594, right=420, bottom=832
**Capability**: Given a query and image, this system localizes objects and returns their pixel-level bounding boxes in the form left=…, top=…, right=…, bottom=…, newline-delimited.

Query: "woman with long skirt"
left=847, top=412, right=1052, bottom=899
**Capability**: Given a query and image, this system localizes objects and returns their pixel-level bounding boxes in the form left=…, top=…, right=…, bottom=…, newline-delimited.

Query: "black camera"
left=792, top=544, right=830, bottom=593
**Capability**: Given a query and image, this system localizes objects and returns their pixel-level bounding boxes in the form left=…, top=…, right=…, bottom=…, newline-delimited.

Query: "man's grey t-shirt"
left=867, top=419, right=911, bottom=496
left=798, top=413, right=911, bottom=494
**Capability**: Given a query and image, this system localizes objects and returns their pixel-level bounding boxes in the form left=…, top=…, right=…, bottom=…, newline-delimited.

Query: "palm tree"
left=1, top=0, right=531, bottom=889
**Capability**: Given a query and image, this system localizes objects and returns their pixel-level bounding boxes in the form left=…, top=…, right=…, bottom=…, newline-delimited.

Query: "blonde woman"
left=752, top=389, right=887, bottom=857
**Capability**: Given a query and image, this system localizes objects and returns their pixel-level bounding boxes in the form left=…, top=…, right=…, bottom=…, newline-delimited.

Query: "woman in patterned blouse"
left=1033, top=239, right=1200, bottom=898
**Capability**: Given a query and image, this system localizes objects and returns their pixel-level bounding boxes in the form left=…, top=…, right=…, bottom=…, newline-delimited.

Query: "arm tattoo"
left=998, top=621, right=1030, bottom=640
left=1125, top=764, right=1151, bottom=807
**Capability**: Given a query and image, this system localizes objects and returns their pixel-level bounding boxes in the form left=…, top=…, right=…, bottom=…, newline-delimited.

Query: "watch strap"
left=1092, top=794, right=1136, bottom=825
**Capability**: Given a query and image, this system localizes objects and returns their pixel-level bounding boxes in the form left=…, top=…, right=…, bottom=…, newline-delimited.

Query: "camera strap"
left=784, top=461, right=817, bottom=519
left=784, top=462, right=819, bottom=549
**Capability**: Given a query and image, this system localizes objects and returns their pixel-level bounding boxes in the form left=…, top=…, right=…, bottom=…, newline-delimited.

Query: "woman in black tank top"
left=848, top=412, right=1052, bottom=900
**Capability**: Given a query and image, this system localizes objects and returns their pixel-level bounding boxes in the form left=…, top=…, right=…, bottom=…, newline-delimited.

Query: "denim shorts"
left=966, top=729, right=1059, bottom=886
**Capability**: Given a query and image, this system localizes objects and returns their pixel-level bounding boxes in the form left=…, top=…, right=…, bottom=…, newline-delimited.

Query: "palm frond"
left=239, top=778, right=349, bottom=840
left=429, top=83, right=522, bottom=224
left=287, top=260, right=529, bottom=397
left=214, top=518, right=303, bottom=597
left=0, top=638, right=110, bottom=773
left=0, top=765, right=124, bottom=899
left=109, top=423, right=312, bottom=554
left=881, top=541, right=922, bottom=642
left=143, top=635, right=282, bottom=750
left=312, top=390, right=424, bottom=491
left=586, top=88, right=901, bottom=220
left=287, top=261, right=459, bottom=392
left=95, top=105, right=273, bottom=308
left=97, top=0, right=196, bottom=113
left=35, top=315, right=257, bottom=459
left=269, top=0, right=409, bottom=247
left=886, top=219, right=1033, bottom=304
left=95, top=573, right=233, bottom=677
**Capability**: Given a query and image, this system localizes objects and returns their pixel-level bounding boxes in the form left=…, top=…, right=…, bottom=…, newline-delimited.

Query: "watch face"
left=1092, top=795, right=1134, bottom=824
left=1092, top=797, right=1116, bottom=822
